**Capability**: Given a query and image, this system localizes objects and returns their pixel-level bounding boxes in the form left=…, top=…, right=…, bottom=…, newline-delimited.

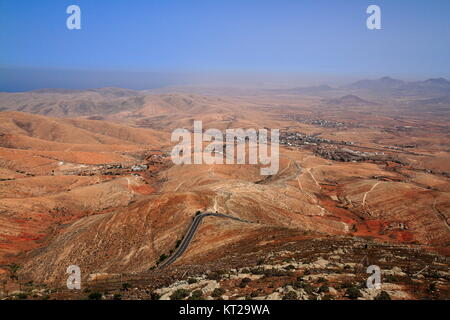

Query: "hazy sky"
left=1, top=0, right=450, bottom=91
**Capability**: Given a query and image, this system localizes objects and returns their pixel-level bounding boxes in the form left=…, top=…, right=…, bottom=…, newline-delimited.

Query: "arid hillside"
left=0, top=89, right=448, bottom=300
left=0, top=88, right=144, bottom=117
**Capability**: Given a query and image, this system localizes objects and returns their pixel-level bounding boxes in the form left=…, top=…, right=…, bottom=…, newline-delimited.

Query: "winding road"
left=158, top=212, right=251, bottom=268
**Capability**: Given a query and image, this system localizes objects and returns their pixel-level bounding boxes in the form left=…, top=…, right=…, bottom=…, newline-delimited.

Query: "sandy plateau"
left=0, top=86, right=448, bottom=300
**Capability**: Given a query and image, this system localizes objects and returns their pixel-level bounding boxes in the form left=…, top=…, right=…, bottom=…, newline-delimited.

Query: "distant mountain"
left=270, top=76, right=450, bottom=97
left=422, top=78, right=450, bottom=87
left=266, top=85, right=334, bottom=95
left=344, top=77, right=450, bottom=96
left=344, top=77, right=405, bottom=91
left=326, top=94, right=379, bottom=106
left=409, top=95, right=450, bottom=107
left=398, top=78, right=450, bottom=96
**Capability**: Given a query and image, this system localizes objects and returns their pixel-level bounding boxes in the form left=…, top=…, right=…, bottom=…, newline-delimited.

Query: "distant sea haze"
left=1, top=67, right=450, bottom=95
left=0, top=68, right=187, bottom=92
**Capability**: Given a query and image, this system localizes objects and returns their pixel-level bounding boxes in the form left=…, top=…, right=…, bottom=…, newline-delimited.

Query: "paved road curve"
left=158, top=212, right=251, bottom=268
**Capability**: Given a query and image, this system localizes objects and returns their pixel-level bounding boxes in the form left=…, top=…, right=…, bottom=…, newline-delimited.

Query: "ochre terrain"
left=0, top=89, right=448, bottom=299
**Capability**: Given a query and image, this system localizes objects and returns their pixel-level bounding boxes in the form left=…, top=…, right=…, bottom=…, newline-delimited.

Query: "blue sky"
left=1, top=0, right=450, bottom=90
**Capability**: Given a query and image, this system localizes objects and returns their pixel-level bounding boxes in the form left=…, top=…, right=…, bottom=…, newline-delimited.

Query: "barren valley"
left=0, top=78, right=449, bottom=300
